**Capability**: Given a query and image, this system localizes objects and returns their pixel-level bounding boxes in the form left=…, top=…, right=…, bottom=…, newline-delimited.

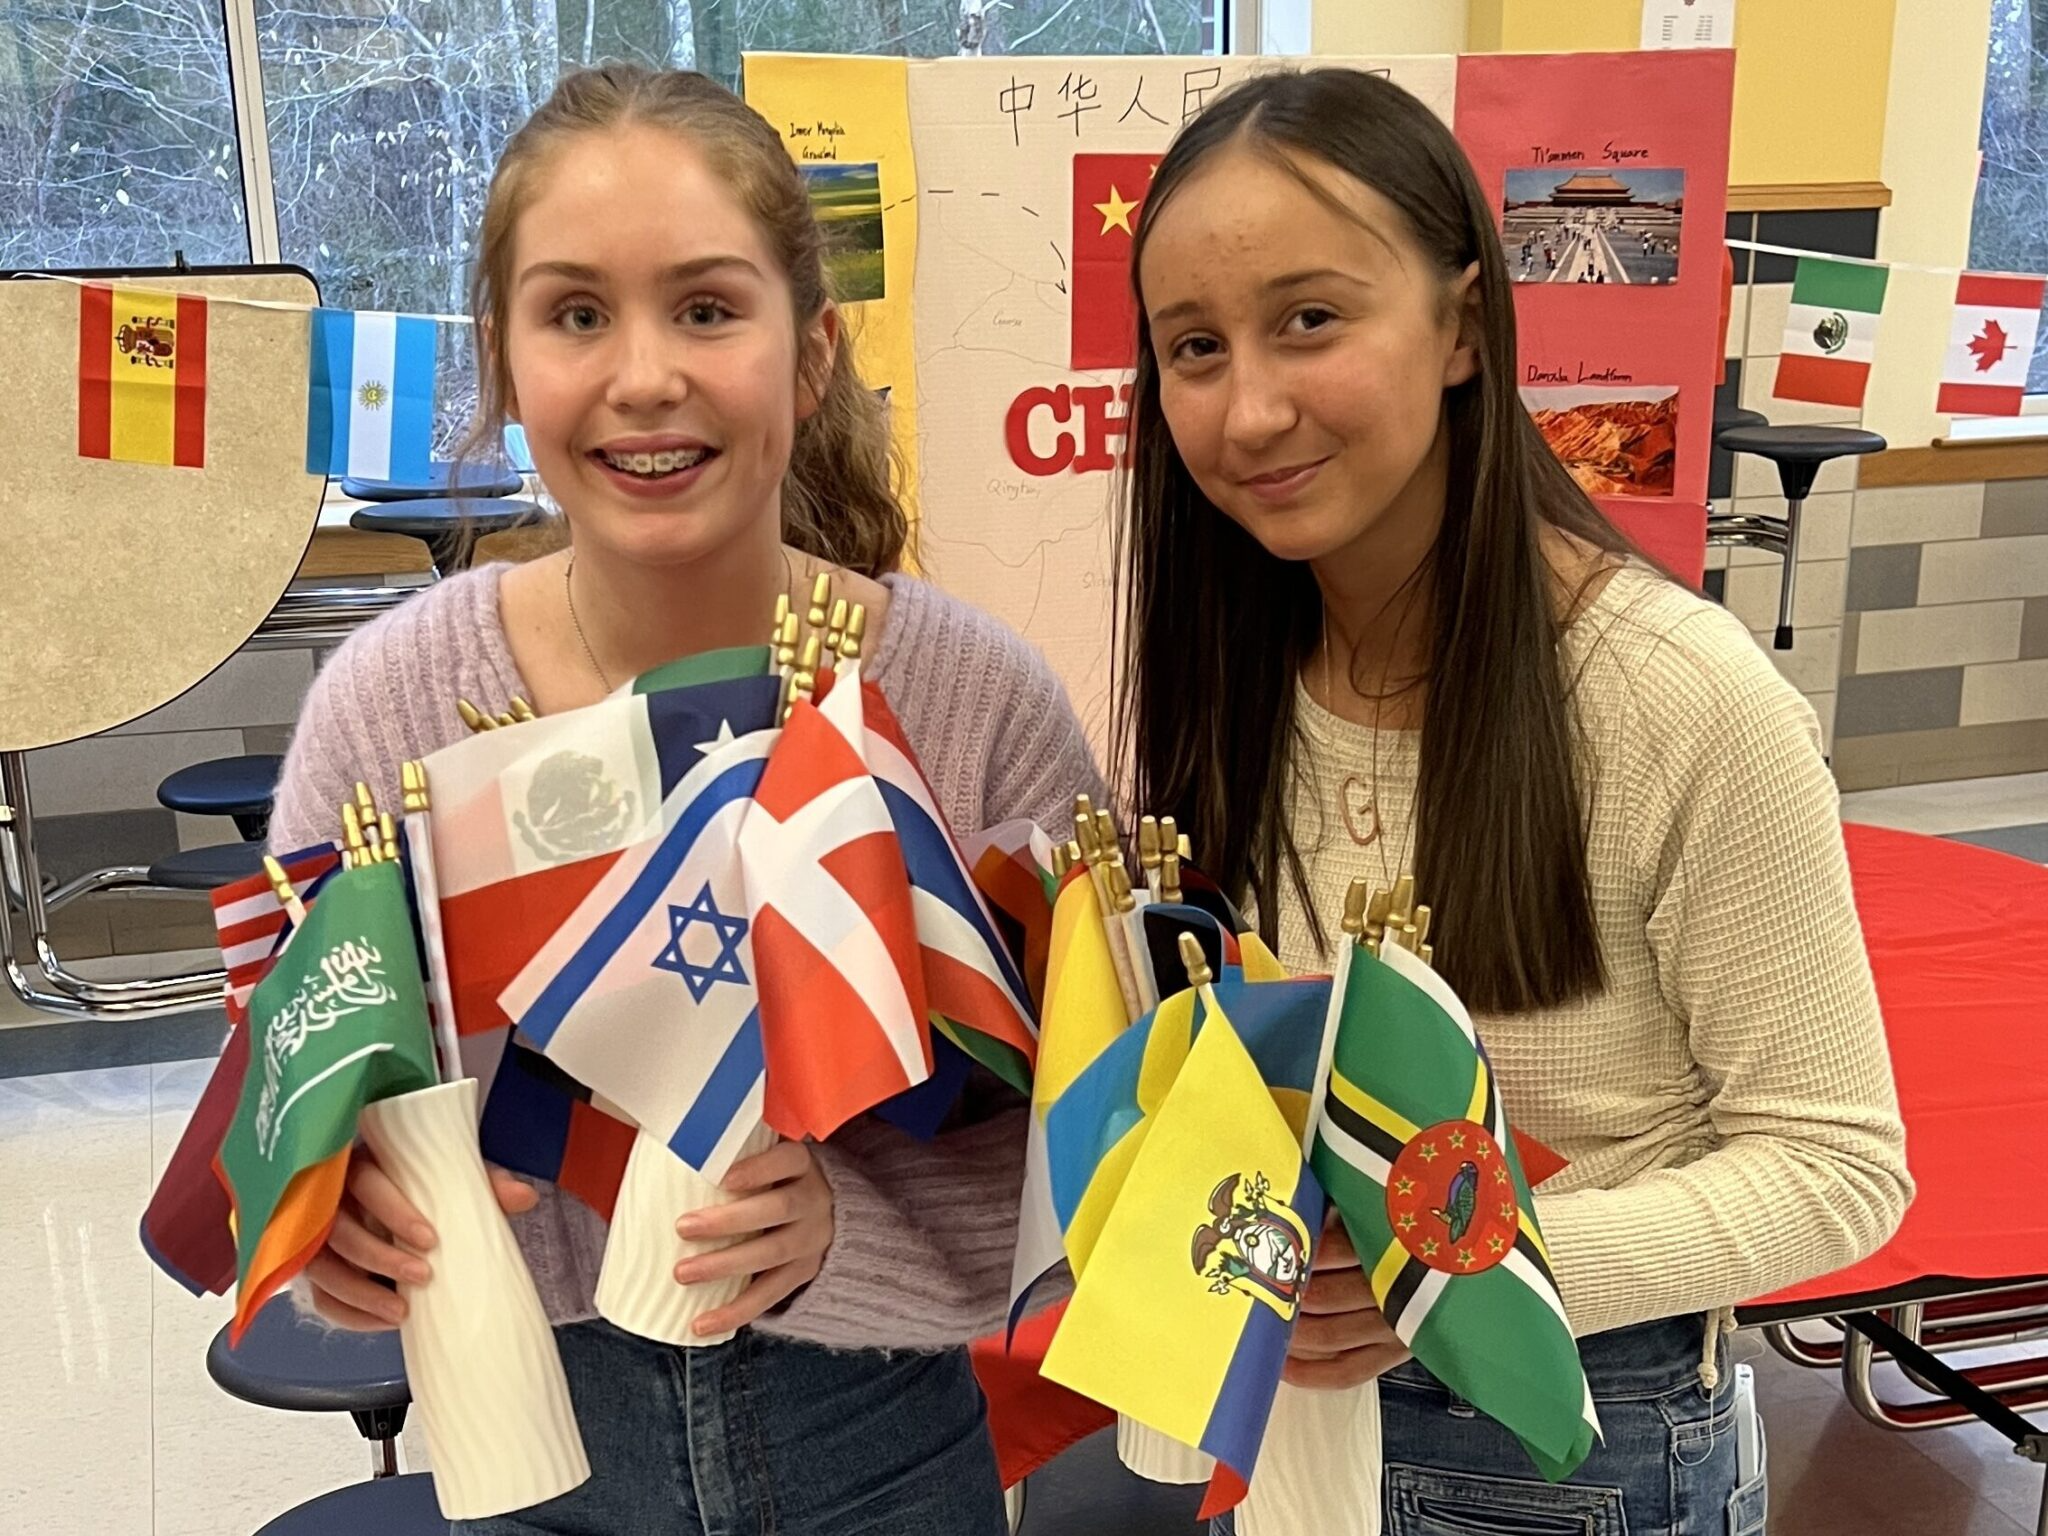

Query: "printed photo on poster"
left=1501, top=168, right=1684, bottom=286
left=1522, top=384, right=1677, bottom=498
left=802, top=162, right=887, bottom=302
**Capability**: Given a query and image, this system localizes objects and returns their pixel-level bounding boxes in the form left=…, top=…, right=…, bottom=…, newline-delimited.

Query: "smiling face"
left=1136, top=142, right=1477, bottom=568
left=502, top=121, right=832, bottom=568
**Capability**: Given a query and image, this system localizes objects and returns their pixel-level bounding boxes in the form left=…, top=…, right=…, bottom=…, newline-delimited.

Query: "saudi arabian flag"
left=1309, top=940, right=1599, bottom=1481
left=1777, top=257, right=1890, bottom=409
left=218, top=860, right=439, bottom=1343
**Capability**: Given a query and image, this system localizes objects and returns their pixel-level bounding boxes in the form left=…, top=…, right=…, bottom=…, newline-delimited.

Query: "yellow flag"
left=1036, top=874, right=1128, bottom=1112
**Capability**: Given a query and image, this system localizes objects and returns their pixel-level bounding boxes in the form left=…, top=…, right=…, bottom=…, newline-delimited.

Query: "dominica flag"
left=1937, top=271, right=2047, bottom=417
left=306, top=309, right=438, bottom=482
left=1777, top=257, right=1889, bottom=409
left=78, top=284, right=208, bottom=468
left=218, top=859, right=440, bottom=1342
left=1310, top=939, right=1598, bottom=1481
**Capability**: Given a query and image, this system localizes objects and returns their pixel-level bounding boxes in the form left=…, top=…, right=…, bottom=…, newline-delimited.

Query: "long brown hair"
left=457, top=63, right=906, bottom=578
left=1115, top=68, right=1644, bottom=1015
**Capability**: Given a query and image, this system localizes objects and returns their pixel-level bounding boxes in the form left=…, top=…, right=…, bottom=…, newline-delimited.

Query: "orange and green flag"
left=218, top=859, right=438, bottom=1342
left=78, top=284, right=208, bottom=468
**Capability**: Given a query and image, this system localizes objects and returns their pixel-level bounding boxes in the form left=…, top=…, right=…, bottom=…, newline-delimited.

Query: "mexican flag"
left=1936, top=272, right=2046, bottom=417
left=1309, top=940, right=1598, bottom=1481
left=218, top=859, right=439, bottom=1342
left=1777, top=256, right=1889, bottom=409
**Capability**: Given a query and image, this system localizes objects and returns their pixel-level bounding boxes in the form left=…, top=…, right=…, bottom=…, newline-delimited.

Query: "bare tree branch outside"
left=1972, top=0, right=2048, bottom=392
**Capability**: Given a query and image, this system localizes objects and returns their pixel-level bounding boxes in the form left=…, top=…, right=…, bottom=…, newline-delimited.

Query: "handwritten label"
left=1530, top=146, right=1585, bottom=165
left=1603, top=142, right=1652, bottom=163
left=788, top=120, right=847, bottom=160
left=1525, top=363, right=1639, bottom=385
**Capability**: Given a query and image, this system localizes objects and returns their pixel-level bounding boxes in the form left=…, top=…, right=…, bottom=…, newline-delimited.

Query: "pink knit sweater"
left=267, top=564, right=1103, bottom=1351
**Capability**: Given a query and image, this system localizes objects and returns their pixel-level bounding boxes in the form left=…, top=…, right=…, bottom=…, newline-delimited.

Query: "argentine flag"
left=306, top=309, right=437, bottom=482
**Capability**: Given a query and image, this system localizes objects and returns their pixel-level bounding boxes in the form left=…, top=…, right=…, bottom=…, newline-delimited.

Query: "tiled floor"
left=3, top=776, right=2044, bottom=1533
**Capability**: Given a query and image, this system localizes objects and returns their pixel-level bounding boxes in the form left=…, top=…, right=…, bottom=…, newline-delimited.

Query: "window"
left=250, top=0, right=1222, bottom=446
left=11, top=1, right=1223, bottom=446
left=0, top=0, right=248, bottom=271
left=1970, top=0, right=2048, bottom=398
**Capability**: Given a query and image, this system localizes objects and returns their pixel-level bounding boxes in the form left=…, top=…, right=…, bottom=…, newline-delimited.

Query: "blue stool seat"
left=157, top=754, right=283, bottom=842
left=342, top=463, right=523, bottom=501
left=208, top=1294, right=410, bottom=1414
left=349, top=497, right=540, bottom=577
left=148, top=840, right=268, bottom=891
left=253, top=1473, right=446, bottom=1535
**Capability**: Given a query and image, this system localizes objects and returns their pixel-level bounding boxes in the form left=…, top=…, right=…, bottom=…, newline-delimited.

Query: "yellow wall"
left=1864, top=0, right=1995, bottom=447
left=1314, top=1, right=1465, bottom=53
left=1316, top=0, right=1898, bottom=188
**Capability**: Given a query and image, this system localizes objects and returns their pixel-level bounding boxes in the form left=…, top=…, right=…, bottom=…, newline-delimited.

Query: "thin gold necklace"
left=1320, top=612, right=1415, bottom=892
left=565, top=552, right=612, bottom=692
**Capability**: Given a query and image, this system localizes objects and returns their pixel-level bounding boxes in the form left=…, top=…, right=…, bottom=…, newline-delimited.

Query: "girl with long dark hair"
left=1116, top=68, right=1911, bottom=1534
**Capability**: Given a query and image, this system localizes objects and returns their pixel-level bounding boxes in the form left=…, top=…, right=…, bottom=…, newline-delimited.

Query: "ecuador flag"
left=78, top=284, right=208, bottom=468
left=1041, top=989, right=1323, bottom=1518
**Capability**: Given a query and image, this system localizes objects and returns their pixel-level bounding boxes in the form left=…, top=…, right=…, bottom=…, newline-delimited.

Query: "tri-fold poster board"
left=745, top=49, right=1734, bottom=731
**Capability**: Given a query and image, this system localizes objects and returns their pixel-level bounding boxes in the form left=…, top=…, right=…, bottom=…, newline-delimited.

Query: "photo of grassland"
left=802, top=161, right=886, bottom=303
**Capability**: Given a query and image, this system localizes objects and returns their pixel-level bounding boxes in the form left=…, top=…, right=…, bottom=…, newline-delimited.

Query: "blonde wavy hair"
left=458, top=62, right=907, bottom=577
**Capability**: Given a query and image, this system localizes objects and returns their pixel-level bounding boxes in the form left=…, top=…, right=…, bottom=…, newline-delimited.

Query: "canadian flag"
left=1937, top=272, right=2047, bottom=417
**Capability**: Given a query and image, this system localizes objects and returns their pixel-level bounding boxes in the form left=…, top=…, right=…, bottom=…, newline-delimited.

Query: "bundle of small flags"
left=1009, top=809, right=1595, bottom=1518
left=144, top=573, right=1043, bottom=1333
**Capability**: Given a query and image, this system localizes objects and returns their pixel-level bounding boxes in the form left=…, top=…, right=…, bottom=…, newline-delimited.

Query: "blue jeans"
left=457, top=1319, right=1008, bottom=1536
left=1216, top=1314, right=1768, bottom=1535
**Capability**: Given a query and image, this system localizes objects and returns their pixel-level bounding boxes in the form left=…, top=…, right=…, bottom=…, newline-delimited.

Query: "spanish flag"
left=78, top=284, right=208, bottom=468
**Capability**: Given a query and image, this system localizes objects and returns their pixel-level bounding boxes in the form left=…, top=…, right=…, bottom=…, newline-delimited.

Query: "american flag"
left=209, top=844, right=342, bottom=1023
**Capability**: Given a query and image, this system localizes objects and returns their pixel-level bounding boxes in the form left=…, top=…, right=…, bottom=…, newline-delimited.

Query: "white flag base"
left=1117, top=1415, right=1215, bottom=1484
left=597, top=1121, right=778, bottom=1348
left=1235, top=1380, right=1383, bottom=1536
left=356, top=1078, right=589, bottom=1522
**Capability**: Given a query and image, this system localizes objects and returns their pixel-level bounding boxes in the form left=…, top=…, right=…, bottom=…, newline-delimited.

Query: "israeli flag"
left=306, top=309, right=437, bottom=483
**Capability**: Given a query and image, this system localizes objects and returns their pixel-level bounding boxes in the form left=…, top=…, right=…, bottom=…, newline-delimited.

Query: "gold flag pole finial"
left=401, top=760, right=430, bottom=816
left=1106, top=856, right=1137, bottom=915
left=783, top=633, right=824, bottom=721
left=824, top=597, right=850, bottom=659
left=775, top=611, right=801, bottom=679
left=1051, top=841, right=1074, bottom=880
left=379, top=812, right=400, bottom=864
left=1072, top=794, right=1102, bottom=863
left=806, top=572, right=833, bottom=634
left=340, top=802, right=369, bottom=869
left=1137, top=816, right=1161, bottom=871
left=456, top=698, right=495, bottom=733
left=261, top=855, right=308, bottom=926
left=839, top=603, right=867, bottom=665
left=1340, top=877, right=1372, bottom=942
left=508, top=696, right=538, bottom=723
left=771, top=591, right=791, bottom=650
left=1177, top=930, right=1214, bottom=990
left=1092, top=806, right=1119, bottom=863
left=1159, top=845, right=1183, bottom=904
left=354, top=783, right=379, bottom=841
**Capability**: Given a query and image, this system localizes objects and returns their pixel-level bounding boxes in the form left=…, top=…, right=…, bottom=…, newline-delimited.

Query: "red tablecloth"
left=1751, top=822, right=2048, bottom=1309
